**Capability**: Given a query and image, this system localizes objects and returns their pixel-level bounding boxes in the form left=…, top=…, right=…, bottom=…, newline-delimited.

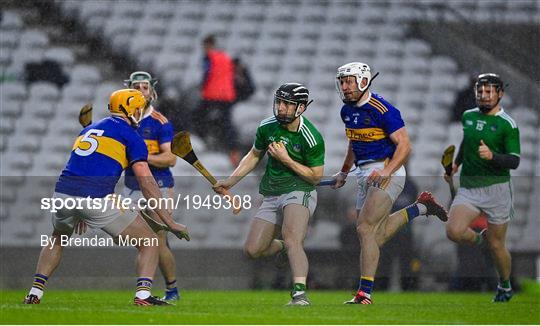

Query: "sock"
left=292, top=283, right=306, bottom=296
left=401, top=203, right=422, bottom=222
left=29, top=274, right=48, bottom=299
left=499, top=279, right=511, bottom=290
left=278, top=239, right=286, bottom=253
left=135, top=277, right=153, bottom=299
left=417, top=203, right=427, bottom=215
left=358, top=276, right=374, bottom=297
left=165, top=279, right=177, bottom=290
left=475, top=233, right=484, bottom=246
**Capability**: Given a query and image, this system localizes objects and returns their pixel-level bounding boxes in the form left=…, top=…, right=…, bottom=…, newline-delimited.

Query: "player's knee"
left=283, top=238, right=302, bottom=251
left=445, top=224, right=462, bottom=243
left=487, top=238, right=506, bottom=252
left=136, top=242, right=159, bottom=256
left=356, top=221, right=373, bottom=239
left=156, top=230, right=169, bottom=247
left=243, top=244, right=261, bottom=259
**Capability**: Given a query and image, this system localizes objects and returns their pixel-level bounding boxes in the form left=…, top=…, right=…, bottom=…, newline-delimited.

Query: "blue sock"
left=31, top=273, right=48, bottom=292
left=166, top=279, right=177, bottom=290
left=135, top=278, right=153, bottom=299
left=358, top=276, right=374, bottom=296
left=401, top=204, right=420, bottom=222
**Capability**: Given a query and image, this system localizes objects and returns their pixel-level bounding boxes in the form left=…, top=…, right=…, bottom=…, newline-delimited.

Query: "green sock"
left=293, top=283, right=306, bottom=292
left=499, top=279, right=511, bottom=290
left=475, top=233, right=484, bottom=246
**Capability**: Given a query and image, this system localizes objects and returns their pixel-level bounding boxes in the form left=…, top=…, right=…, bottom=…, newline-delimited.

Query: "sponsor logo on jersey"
left=142, top=127, right=152, bottom=138
left=293, top=144, right=301, bottom=152
left=345, top=127, right=386, bottom=142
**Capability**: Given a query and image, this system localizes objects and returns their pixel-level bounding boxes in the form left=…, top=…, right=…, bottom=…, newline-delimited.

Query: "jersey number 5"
left=75, top=129, right=104, bottom=156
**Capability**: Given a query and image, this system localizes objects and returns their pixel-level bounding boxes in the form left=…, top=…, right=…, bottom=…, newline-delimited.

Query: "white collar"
left=298, top=115, right=304, bottom=131
left=142, top=105, right=154, bottom=120
left=356, top=91, right=372, bottom=107
left=494, top=107, right=505, bottom=116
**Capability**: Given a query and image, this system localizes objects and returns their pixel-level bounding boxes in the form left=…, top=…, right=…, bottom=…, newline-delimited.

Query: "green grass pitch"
left=1, top=290, right=539, bottom=324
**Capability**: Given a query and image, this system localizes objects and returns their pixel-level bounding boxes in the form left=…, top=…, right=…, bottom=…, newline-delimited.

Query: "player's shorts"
left=122, top=187, right=174, bottom=212
left=451, top=181, right=514, bottom=225
left=355, top=161, right=406, bottom=210
left=52, top=192, right=138, bottom=237
left=255, top=190, right=317, bottom=226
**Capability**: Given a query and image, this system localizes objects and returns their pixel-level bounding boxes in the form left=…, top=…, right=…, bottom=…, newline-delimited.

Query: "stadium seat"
left=61, top=84, right=94, bottom=102
left=70, top=64, right=102, bottom=85
left=0, top=29, right=19, bottom=50
left=145, top=1, right=176, bottom=20
left=0, top=117, right=15, bottom=135
left=44, top=47, right=76, bottom=69
left=0, top=10, right=24, bottom=31
left=28, top=82, right=60, bottom=102
left=19, top=29, right=49, bottom=50
left=1, top=81, right=27, bottom=101
left=1, top=151, right=34, bottom=175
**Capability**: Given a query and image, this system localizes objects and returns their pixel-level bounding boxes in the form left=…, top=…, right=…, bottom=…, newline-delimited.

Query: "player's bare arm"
left=366, top=127, right=411, bottom=186
left=267, top=141, right=323, bottom=185
left=332, top=141, right=354, bottom=189
left=214, top=147, right=264, bottom=191
left=132, top=161, right=186, bottom=234
left=147, top=142, right=177, bottom=168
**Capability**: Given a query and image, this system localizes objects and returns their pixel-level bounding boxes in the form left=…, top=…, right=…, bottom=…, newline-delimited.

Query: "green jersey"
left=254, top=116, right=325, bottom=196
left=460, top=108, right=520, bottom=188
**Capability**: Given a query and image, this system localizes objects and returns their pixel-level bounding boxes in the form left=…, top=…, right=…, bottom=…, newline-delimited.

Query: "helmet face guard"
left=108, top=89, right=146, bottom=128
left=273, top=96, right=303, bottom=124
left=474, top=73, right=504, bottom=113
left=124, top=71, right=158, bottom=106
left=336, top=62, right=372, bottom=104
left=272, top=83, right=312, bottom=125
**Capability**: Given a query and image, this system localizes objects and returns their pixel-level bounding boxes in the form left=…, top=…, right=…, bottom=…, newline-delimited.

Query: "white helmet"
left=335, top=62, right=372, bottom=101
left=123, top=71, right=158, bottom=104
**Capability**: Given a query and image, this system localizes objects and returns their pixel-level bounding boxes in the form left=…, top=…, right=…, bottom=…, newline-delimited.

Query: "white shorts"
left=355, top=161, right=406, bottom=210
left=451, top=181, right=514, bottom=225
left=255, top=190, right=317, bottom=226
left=52, top=192, right=138, bottom=237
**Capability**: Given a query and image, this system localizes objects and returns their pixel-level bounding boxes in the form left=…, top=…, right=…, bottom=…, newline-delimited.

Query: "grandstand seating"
left=1, top=1, right=538, bottom=258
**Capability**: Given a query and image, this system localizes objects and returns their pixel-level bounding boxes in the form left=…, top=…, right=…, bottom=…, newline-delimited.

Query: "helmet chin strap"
left=357, top=71, right=379, bottom=101
left=342, top=72, right=380, bottom=105
left=275, top=100, right=313, bottom=124
left=120, top=105, right=139, bottom=128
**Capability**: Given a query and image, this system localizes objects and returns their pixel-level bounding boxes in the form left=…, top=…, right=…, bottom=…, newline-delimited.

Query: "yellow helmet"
left=108, top=89, right=146, bottom=127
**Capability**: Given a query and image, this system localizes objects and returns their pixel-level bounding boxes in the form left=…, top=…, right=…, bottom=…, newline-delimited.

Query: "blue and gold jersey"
left=124, top=108, right=174, bottom=190
left=55, top=116, right=148, bottom=198
left=340, top=93, right=405, bottom=164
